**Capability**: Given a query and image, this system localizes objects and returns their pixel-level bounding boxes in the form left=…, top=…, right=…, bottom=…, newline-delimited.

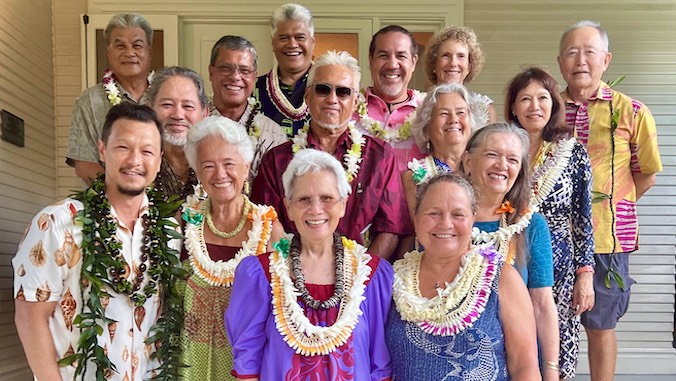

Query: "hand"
left=573, top=271, right=594, bottom=315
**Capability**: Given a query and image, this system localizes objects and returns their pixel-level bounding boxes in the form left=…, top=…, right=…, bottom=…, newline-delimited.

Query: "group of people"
left=12, top=3, right=663, bottom=381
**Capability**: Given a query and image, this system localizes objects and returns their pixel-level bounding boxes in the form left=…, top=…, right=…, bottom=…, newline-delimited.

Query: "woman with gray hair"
left=179, top=116, right=284, bottom=380
left=402, top=82, right=476, bottom=220
left=461, top=122, right=560, bottom=381
left=227, top=148, right=394, bottom=380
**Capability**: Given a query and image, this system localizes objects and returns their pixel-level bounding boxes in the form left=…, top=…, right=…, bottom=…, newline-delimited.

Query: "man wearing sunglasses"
left=252, top=51, right=412, bottom=261
left=355, top=25, right=425, bottom=176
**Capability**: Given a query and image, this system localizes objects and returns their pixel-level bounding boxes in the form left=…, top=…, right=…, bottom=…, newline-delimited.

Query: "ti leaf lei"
left=59, top=175, right=187, bottom=380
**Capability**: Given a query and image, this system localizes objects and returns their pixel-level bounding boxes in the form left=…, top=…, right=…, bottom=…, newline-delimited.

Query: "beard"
left=162, top=130, right=187, bottom=146
left=116, top=184, right=146, bottom=197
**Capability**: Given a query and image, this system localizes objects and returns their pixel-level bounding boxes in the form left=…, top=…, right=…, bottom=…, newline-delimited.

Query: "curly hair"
left=425, top=26, right=484, bottom=85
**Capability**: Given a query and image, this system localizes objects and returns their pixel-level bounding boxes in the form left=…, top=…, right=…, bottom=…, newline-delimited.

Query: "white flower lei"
left=270, top=235, right=372, bottom=356
left=182, top=195, right=275, bottom=287
left=356, top=90, right=425, bottom=143
left=102, top=68, right=154, bottom=106
left=471, top=207, right=535, bottom=263
left=407, top=155, right=442, bottom=185
left=392, top=244, right=499, bottom=336
left=530, top=138, right=575, bottom=207
left=291, top=121, right=365, bottom=183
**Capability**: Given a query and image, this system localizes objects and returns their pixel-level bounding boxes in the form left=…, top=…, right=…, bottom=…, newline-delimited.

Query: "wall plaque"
left=1, top=110, right=25, bottom=147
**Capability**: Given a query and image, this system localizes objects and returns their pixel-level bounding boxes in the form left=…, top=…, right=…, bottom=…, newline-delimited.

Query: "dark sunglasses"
left=313, top=83, right=354, bottom=99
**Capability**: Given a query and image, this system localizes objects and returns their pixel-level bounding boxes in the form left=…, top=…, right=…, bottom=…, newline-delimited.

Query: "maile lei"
left=392, top=244, right=500, bottom=336
left=59, top=176, right=187, bottom=380
left=269, top=235, right=372, bottom=356
left=182, top=193, right=277, bottom=287
left=291, top=121, right=365, bottom=183
left=356, top=90, right=425, bottom=143
left=102, top=68, right=154, bottom=106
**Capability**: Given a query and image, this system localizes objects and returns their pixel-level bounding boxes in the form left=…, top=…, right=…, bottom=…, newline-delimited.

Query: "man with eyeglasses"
left=251, top=51, right=412, bottom=261
left=354, top=25, right=425, bottom=176
left=208, top=35, right=286, bottom=182
left=558, top=20, right=662, bottom=381
left=254, top=3, right=315, bottom=138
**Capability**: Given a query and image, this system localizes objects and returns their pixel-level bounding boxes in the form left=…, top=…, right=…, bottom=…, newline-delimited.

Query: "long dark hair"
left=505, top=67, right=572, bottom=142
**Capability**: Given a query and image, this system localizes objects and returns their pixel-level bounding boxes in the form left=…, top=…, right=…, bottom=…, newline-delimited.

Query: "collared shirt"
left=251, top=127, right=412, bottom=245
left=354, top=87, right=425, bottom=176
left=254, top=69, right=310, bottom=138
left=563, top=82, right=662, bottom=253
left=12, top=195, right=181, bottom=380
left=208, top=99, right=288, bottom=182
left=66, top=81, right=149, bottom=166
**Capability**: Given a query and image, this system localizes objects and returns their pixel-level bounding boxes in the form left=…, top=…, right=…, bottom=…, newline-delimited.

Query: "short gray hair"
left=104, top=14, right=153, bottom=46
left=412, top=83, right=476, bottom=152
left=560, top=20, right=609, bottom=52
left=185, top=116, right=254, bottom=170
left=209, top=35, right=258, bottom=70
left=282, top=149, right=351, bottom=200
left=271, top=3, right=314, bottom=37
left=147, top=66, right=208, bottom=110
left=307, top=50, right=361, bottom=89
left=415, top=172, right=477, bottom=215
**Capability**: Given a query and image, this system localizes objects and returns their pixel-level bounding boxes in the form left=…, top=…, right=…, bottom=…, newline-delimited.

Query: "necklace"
left=205, top=195, right=251, bottom=239
left=471, top=205, right=534, bottom=263
left=266, top=68, right=309, bottom=120
left=356, top=90, right=424, bottom=143
left=102, top=68, right=154, bottom=106
left=291, top=121, right=365, bottom=183
left=63, top=176, right=186, bottom=380
left=530, top=138, right=575, bottom=207
left=408, top=155, right=451, bottom=185
left=270, top=234, right=372, bottom=356
left=183, top=197, right=277, bottom=286
left=289, top=233, right=344, bottom=309
left=392, top=245, right=500, bottom=336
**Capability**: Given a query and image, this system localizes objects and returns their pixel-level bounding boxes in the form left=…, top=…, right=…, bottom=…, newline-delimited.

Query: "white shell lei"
left=291, top=121, right=365, bottom=183
left=530, top=138, right=575, bottom=207
left=356, top=90, right=425, bottom=143
left=267, top=67, right=308, bottom=119
left=183, top=198, right=275, bottom=287
left=392, top=245, right=499, bottom=336
left=270, top=235, right=372, bottom=356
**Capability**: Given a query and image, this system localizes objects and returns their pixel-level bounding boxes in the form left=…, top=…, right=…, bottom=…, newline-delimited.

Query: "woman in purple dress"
left=226, top=148, right=394, bottom=381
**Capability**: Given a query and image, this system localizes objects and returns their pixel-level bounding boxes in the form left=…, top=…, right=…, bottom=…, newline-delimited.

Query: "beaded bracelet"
left=542, top=360, right=560, bottom=372
left=575, top=265, right=595, bottom=275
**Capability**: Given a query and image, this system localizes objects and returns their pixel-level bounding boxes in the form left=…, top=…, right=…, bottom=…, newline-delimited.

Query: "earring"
left=426, top=140, right=431, bottom=152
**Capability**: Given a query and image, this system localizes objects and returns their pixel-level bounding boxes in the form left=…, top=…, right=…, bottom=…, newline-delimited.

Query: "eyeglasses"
left=313, top=83, right=354, bottom=99
left=214, top=64, right=255, bottom=78
left=291, top=195, right=341, bottom=209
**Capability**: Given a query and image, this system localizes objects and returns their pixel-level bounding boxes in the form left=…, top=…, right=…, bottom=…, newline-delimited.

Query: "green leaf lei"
left=59, top=175, right=187, bottom=380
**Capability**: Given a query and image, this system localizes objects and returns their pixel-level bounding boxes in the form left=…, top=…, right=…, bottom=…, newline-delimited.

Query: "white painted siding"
left=0, top=1, right=55, bottom=380
left=466, top=0, right=676, bottom=374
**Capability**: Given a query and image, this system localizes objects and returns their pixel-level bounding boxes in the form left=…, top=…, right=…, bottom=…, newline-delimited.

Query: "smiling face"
left=369, top=31, right=418, bottom=103
left=106, top=27, right=152, bottom=81
left=558, top=26, right=612, bottom=96
left=512, top=80, right=552, bottom=137
left=99, top=118, right=161, bottom=197
left=428, top=92, right=472, bottom=152
left=209, top=48, right=257, bottom=110
left=463, top=132, right=523, bottom=198
left=306, top=64, right=358, bottom=132
left=273, top=19, right=315, bottom=76
left=415, top=181, right=474, bottom=256
left=152, top=76, right=207, bottom=146
left=434, top=39, right=470, bottom=85
left=284, top=170, right=347, bottom=244
left=194, top=138, right=250, bottom=205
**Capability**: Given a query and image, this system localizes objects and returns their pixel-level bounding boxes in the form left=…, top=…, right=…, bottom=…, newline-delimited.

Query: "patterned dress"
left=530, top=138, right=594, bottom=378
